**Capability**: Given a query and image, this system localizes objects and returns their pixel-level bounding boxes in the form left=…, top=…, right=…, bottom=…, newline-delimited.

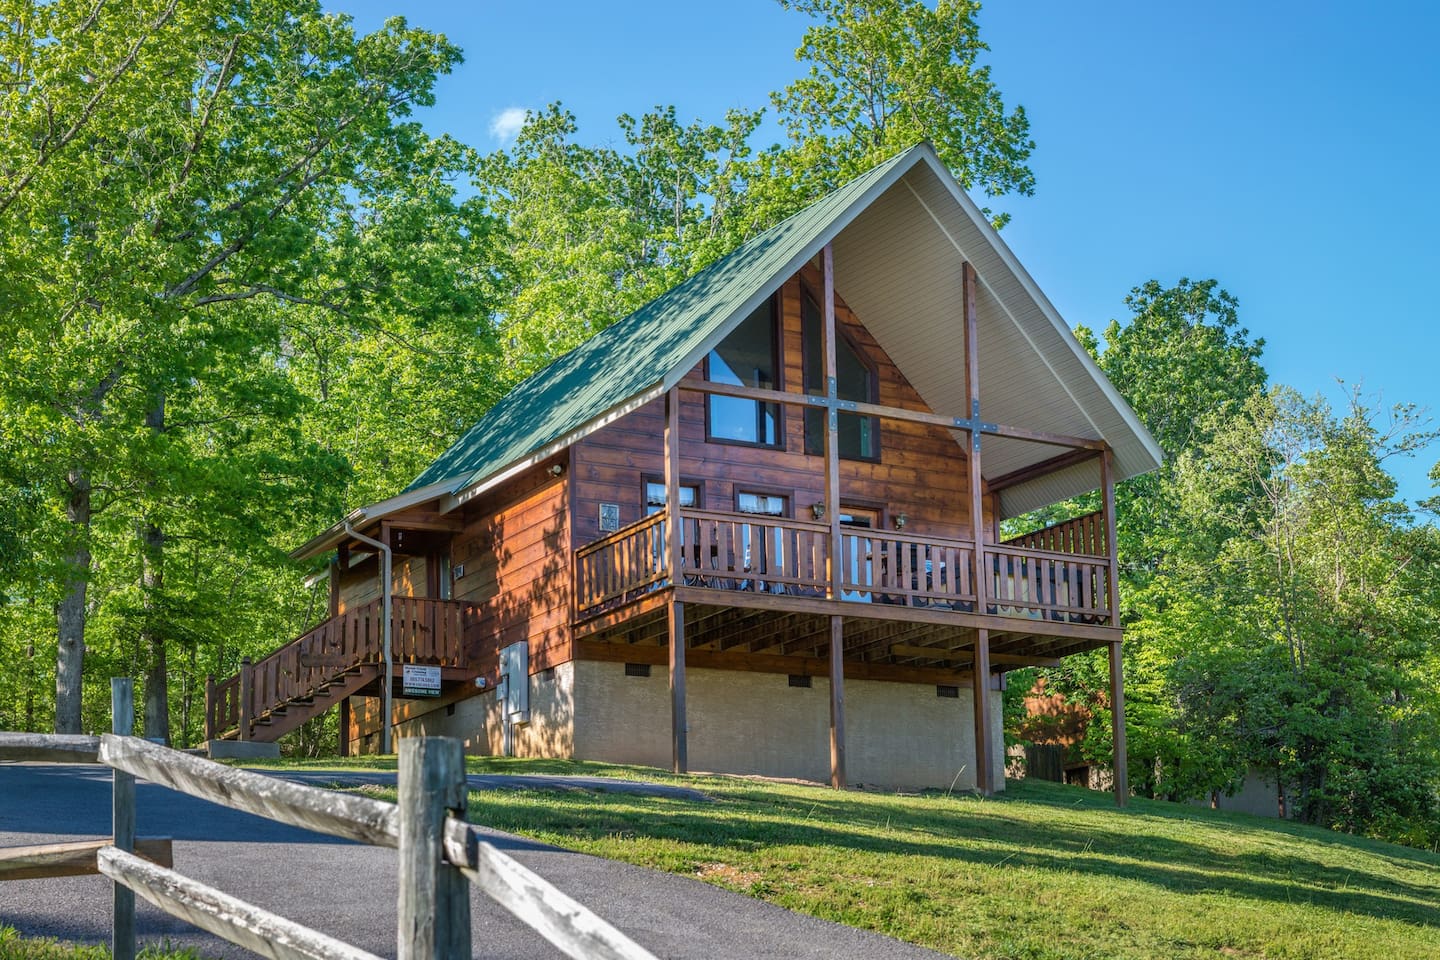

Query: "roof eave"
left=287, top=480, right=453, bottom=561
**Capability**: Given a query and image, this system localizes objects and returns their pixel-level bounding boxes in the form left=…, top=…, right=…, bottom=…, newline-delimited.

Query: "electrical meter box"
left=499, top=642, right=529, bottom=725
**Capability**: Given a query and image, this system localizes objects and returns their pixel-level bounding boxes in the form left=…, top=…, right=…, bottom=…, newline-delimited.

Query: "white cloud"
left=489, top=107, right=528, bottom=144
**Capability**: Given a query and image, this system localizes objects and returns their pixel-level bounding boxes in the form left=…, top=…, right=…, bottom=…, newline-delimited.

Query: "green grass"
left=0, top=926, right=205, bottom=959
left=250, top=756, right=1440, bottom=960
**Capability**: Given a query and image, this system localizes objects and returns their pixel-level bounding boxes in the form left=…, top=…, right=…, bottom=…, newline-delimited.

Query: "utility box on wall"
left=500, top=642, right=530, bottom=725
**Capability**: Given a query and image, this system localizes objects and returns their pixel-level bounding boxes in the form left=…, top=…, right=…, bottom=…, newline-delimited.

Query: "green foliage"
left=1033, top=280, right=1440, bottom=845
left=0, top=0, right=493, bottom=738
left=773, top=0, right=1034, bottom=226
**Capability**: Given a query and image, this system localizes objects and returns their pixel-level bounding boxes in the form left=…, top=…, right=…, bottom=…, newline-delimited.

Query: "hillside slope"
left=264, top=757, right=1440, bottom=960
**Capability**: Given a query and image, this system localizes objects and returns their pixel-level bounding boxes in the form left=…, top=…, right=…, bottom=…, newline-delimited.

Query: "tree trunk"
left=141, top=393, right=168, bottom=743
left=140, top=519, right=168, bottom=742
left=54, top=467, right=91, bottom=734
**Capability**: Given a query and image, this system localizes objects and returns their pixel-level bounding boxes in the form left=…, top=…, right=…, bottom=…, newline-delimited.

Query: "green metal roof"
left=406, top=145, right=926, bottom=495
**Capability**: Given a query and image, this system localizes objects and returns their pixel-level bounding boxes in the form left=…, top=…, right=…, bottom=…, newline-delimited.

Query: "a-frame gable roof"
left=291, top=144, right=1161, bottom=559
left=408, top=147, right=917, bottom=496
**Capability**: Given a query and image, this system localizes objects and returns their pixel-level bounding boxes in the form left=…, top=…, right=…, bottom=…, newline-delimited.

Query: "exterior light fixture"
left=811, top=503, right=826, bottom=520
left=894, top=513, right=908, bottom=530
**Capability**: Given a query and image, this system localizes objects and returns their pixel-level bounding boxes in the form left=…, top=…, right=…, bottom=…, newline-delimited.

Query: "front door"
left=839, top=506, right=880, bottom=602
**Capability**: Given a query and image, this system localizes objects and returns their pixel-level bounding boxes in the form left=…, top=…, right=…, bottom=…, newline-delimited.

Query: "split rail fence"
left=0, top=678, right=656, bottom=960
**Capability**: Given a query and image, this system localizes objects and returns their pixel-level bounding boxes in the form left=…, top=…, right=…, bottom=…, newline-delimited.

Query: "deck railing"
left=678, top=508, right=831, bottom=595
left=574, top=511, right=669, bottom=615
left=838, top=528, right=977, bottom=608
left=985, top=543, right=1111, bottom=623
left=574, top=507, right=1115, bottom=626
left=210, top=596, right=481, bottom=740
left=1002, top=509, right=1107, bottom=557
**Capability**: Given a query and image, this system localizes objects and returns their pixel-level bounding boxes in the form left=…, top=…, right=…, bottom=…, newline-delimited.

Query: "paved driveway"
left=0, top=763, right=945, bottom=959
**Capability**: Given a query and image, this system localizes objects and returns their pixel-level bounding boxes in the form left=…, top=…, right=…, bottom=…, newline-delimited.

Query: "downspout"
left=344, top=523, right=393, bottom=754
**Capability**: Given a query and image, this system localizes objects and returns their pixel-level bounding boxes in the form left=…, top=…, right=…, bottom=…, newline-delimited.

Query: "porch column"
left=821, top=242, right=841, bottom=598
left=1100, top=448, right=1121, bottom=624
left=1109, top=640, right=1129, bottom=807
left=664, top=387, right=687, bottom=774
left=829, top=616, right=846, bottom=788
left=821, top=245, right=848, bottom=790
left=972, top=628, right=994, bottom=795
left=963, top=262, right=987, bottom=616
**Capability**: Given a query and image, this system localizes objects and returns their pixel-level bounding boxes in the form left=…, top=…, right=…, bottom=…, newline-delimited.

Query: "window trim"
left=800, top=283, right=881, bottom=463
left=703, top=292, right=786, bottom=450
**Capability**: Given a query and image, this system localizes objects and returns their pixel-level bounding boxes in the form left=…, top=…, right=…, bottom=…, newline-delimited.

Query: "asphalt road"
left=0, top=763, right=945, bottom=959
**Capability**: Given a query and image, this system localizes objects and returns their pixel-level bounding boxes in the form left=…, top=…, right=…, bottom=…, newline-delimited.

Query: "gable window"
left=705, top=298, right=782, bottom=447
left=801, top=292, right=879, bottom=460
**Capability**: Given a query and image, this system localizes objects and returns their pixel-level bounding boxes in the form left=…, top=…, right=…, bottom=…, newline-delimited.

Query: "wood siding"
left=449, top=460, right=572, bottom=679
left=572, top=266, right=999, bottom=551
left=337, top=555, right=427, bottom=614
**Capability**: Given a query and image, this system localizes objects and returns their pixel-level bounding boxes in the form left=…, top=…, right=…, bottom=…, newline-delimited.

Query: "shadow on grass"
left=463, top=782, right=1440, bottom=931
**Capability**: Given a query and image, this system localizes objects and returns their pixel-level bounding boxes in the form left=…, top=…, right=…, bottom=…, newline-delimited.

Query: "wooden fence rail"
left=0, top=679, right=658, bottom=960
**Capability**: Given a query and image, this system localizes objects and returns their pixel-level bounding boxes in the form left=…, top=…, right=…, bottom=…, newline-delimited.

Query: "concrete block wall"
left=393, top=662, right=578, bottom=759
left=571, top=660, right=1006, bottom=791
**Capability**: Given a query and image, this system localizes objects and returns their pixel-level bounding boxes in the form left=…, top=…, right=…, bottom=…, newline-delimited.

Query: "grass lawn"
left=248, top=756, right=1440, bottom=960
left=0, top=926, right=204, bottom=959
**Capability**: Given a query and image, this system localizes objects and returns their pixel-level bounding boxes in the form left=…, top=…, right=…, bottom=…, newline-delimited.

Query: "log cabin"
left=204, top=144, right=1162, bottom=801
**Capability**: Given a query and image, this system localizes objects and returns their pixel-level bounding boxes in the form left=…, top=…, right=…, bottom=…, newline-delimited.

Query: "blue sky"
left=333, top=0, right=1440, bottom=507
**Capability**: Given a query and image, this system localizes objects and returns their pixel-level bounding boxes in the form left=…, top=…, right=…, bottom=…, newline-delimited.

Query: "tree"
left=0, top=0, right=489, bottom=737
left=772, top=0, right=1035, bottom=226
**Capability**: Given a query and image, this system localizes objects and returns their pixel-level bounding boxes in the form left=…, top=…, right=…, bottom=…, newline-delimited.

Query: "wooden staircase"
left=206, top=596, right=481, bottom=744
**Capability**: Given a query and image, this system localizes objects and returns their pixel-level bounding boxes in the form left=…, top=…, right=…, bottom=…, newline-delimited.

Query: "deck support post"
left=971, top=628, right=994, bottom=795
left=339, top=696, right=352, bottom=757
left=203, top=674, right=215, bottom=742
left=111, top=678, right=136, bottom=960
left=664, top=387, right=688, bottom=774
left=669, top=601, right=687, bottom=774
left=821, top=245, right=847, bottom=791
left=1109, top=640, right=1129, bottom=807
left=237, top=658, right=252, bottom=742
left=829, top=616, right=846, bottom=789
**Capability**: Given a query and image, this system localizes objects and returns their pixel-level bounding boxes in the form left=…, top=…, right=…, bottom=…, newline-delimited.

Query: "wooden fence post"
left=397, top=737, right=470, bottom=960
left=238, top=658, right=252, bottom=742
left=111, top=678, right=136, bottom=960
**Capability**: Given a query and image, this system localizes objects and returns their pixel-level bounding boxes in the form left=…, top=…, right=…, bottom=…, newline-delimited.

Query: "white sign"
left=402, top=664, right=442, bottom=698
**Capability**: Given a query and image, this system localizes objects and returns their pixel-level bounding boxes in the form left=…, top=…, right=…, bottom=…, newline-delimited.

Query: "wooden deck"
left=573, top=507, right=1118, bottom=664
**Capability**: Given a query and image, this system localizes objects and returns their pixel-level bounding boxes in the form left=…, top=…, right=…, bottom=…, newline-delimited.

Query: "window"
left=736, top=492, right=787, bottom=517
left=706, top=298, right=782, bottom=446
left=802, top=292, right=879, bottom=460
left=624, top=662, right=652, bottom=678
left=644, top=481, right=699, bottom=516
